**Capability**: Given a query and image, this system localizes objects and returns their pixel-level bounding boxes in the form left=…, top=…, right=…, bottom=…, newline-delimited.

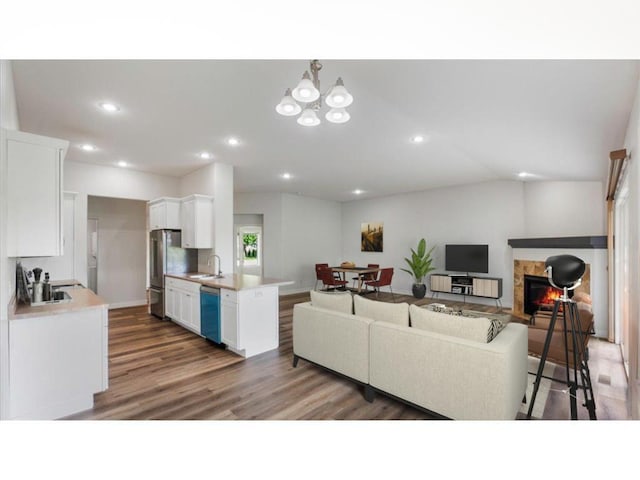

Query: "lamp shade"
left=325, top=107, right=350, bottom=124
left=292, top=71, right=320, bottom=103
left=325, top=78, right=353, bottom=108
left=275, top=89, right=302, bottom=116
left=297, top=108, right=320, bottom=126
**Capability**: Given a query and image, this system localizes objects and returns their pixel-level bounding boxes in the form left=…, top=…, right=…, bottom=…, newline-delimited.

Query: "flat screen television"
left=445, top=244, right=489, bottom=274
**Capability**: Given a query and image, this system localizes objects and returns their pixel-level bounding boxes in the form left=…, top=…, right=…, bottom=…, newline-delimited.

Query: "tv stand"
left=430, top=273, right=503, bottom=308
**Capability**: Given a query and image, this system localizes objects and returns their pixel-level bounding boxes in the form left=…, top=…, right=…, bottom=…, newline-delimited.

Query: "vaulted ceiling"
left=11, top=59, right=639, bottom=201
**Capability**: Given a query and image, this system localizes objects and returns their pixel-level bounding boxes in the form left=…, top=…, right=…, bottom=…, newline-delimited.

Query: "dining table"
left=331, top=266, right=381, bottom=294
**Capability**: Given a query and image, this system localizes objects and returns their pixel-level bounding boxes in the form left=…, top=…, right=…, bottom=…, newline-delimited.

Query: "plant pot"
left=412, top=283, right=427, bottom=299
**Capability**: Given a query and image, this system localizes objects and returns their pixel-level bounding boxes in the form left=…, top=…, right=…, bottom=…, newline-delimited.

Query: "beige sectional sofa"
left=292, top=291, right=528, bottom=420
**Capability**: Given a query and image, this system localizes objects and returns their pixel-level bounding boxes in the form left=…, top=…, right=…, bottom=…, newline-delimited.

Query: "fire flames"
left=534, top=286, right=563, bottom=307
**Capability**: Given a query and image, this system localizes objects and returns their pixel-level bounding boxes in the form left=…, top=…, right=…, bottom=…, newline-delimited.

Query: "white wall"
left=179, top=163, right=215, bottom=198
left=65, top=160, right=180, bottom=201
left=0, top=59, right=20, bottom=419
left=87, top=196, right=148, bottom=308
left=523, top=181, right=606, bottom=237
left=281, top=194, right=343, bottom=293
left=341, top=181, right=526, bottom=306
left=621, top=75, right=640, bottom=419
left=234, top=192, right=343, bottom=294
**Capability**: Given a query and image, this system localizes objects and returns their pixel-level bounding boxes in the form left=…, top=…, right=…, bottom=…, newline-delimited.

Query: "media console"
left=430, top=273, right=503, bottom=308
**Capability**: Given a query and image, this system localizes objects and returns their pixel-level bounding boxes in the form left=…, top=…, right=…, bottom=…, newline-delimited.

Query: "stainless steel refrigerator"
left=149, top=229, right=197, bottom=318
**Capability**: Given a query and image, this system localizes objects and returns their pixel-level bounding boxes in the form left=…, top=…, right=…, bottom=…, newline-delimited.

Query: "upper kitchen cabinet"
left=4, top=129, right=68, bottom=257
left=180, top=194, right=213, bottom=248
left=148, top=197, right=181, bottom=230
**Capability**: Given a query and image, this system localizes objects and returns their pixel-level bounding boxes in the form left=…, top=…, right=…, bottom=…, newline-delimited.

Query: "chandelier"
left=275, top=60, right=353, bottom=126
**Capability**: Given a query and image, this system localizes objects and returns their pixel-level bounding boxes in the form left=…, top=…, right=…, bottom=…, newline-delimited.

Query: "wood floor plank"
left=63, top=291, right=629, bottom=420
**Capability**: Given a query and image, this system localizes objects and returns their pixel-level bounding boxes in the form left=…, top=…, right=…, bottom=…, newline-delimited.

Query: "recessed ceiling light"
left=227, top=137, right=240, bottom=146
left=411, top=135, right=425, bottom=143
left=80, top=144, right=96, bottom=152
left=117, top=160, right=128, bottom=167
left=200, top=152, right=212, bottom=160
left=353, top=189, right=363, bottom=195
left=99, top=102, right=120, bottom=112
left=518, top=172, right=529, bottom=178
left=281, top=172, right=292, bottom=180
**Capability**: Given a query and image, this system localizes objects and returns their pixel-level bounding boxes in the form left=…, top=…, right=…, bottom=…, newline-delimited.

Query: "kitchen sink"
left=189, top=274, right=224, bottom=280
left=30, top=290, right=72, bottom=306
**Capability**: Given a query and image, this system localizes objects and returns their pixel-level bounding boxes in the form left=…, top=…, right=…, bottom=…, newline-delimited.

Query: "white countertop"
left=10, top=286, right=108, bottom=320
left=166, top=272, right=294, bottom=291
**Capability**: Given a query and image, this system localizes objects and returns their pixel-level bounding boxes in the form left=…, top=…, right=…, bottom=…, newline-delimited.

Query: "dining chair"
left=318, top=266, right=348, bottom=291
left=364, top=267, right=395, bottom=301
left=314, top=263, right=330, bottom=290
left=352, top=264, right=379, bottom=291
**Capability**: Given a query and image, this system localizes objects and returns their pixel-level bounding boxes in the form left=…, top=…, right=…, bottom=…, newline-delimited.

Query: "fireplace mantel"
left=508, top=236, right=607, bottom=249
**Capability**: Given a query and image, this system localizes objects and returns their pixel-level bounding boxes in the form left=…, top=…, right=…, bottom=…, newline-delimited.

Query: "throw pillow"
left=409, top=304, right=504, bottom=343
left=309, top=290, right=353, bottom=314
left=353, top=295, right=409, bottom=326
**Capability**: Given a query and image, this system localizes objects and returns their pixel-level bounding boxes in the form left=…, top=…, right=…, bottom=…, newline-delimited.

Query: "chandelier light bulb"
left=292, top=71, right=320, bottom=103
left=297, top=108, right=320, bottom=127
left=326, top=78, right=353, bottom=108
left=276, top=88, right=302, bottom=116
left=326, top=107, right=350, bottom=124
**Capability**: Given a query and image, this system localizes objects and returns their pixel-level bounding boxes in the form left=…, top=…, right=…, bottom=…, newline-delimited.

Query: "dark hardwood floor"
left=64, top=290, right=629, bottom=420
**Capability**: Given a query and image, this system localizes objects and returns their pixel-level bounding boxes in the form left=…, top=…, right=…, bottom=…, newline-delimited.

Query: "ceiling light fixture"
left=80, top=144, right=96, bottom=151
left=227, top=137, right=239, bottom=146
left=282, top=172, right=292, bottom=180
left=518, top=172, right=529, bottom=178
left=99, top=102, right=120, bottom=112
left=411, top=135, right=425, bottom=143
left=276, top=60, right=353, bottom=127
left=117, top=160, right=128, bottom=167
left=200, top=152, right=212, bottom=160
left=353, top=189, right=363, bottom=195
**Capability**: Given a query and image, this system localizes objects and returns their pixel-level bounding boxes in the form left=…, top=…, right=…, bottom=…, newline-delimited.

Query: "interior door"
left=87, top=218, right=98, bottom=293
left=236, top=226, right=263, bottom=276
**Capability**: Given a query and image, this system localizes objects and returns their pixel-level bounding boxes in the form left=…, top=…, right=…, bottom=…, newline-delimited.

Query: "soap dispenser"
left=43, top=272, right=51, bottom=302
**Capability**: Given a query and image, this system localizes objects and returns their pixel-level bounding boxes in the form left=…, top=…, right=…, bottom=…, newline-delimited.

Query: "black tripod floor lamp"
left=526, top=254, right=597, bottom=420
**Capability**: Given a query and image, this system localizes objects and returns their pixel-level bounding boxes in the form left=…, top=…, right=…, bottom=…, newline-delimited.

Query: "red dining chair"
left=364, top=267, right=395, bottom=301
left=352, top=264, right=379, bottom=291
left=315, top=263, right=342, bottom=290
left=318, top=266, right=348, bottom=291
left=315, top=263, right=329, bottom=290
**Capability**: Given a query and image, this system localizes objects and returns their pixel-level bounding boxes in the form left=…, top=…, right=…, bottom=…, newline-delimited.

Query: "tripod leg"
left=527, top=299, right=561, bottom=419
left=569, top=302, right=597, bottom=420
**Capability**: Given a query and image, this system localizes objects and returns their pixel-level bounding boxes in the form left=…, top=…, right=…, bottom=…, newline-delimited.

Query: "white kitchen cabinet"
left=180, top=194, right=214, bottom=248
left=4, top=129, right=68, bottom=257
left=148, top=197, right=181, bottom=230
left=221, top=286, right=279, bottom=358
left=9, top=305, right=108, bottom=420
left=221, top=289, right=240, bottom=349
left=165, top=276, right=201, bottom=335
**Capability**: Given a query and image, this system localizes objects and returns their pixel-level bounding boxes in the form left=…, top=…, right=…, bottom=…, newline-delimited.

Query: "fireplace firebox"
left=523, top=274, right=573, bottom=316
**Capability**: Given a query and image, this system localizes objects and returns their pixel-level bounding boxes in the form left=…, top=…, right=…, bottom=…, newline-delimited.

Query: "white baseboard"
left=108, top=299, right=147, bottom=310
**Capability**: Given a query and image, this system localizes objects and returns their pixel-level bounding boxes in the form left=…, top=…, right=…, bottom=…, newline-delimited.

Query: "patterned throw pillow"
left=487, top=319, right=505, bottom=342
left=409, top=304, right=505, bottom=343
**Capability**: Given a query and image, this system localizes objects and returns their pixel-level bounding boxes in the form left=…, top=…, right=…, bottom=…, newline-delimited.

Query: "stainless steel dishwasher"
left=200, top=286, right=222, bottom=344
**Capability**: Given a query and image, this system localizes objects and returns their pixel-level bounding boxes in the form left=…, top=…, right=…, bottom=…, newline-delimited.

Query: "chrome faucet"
left=207, top=254, right=223, bottom=278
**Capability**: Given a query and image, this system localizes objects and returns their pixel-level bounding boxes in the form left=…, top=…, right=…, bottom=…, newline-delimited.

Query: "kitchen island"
left=164, top=272, right=293, bottom=359
left=8, top=284, right=109, bottom=420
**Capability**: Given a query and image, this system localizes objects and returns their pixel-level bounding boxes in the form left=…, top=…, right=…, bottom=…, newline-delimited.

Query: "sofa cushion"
left=353, top=295, right=409, bottom=326
left=409, top=304, right=503, bottom=343
left=309, top=290, right=353, bottom=314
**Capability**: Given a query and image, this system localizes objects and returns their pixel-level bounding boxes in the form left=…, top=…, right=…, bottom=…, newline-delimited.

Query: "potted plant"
left=401, top=238, right=436, bottom=299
